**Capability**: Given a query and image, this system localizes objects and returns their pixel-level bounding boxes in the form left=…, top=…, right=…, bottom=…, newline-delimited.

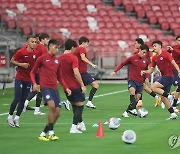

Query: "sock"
left=14, top=115, right=19, bottom=120
left=126, top=95, right=136, bottom=111
left=88, top=87, right=97, bottom=101
left=150, top=91, right=156, bottom=97
left=24, top=100, right=29, bottom=107
left=26, top=91, right=37, bottom=101
left=172, top=99, right=178, bottom=107
left=36, top=92, right=42, bottom=107
left=168, top=107, right=174, bottom=114
left=73, top=106, right=83, bottom=125
left=43, top=125, right=49, bottom=134
left=77, top=106, right=84, bottom=123
left=34, top=107, right=40, bottom=113
left=40, top=132, right=46, bottom=137
left=49, top=123, right=54, bottom=131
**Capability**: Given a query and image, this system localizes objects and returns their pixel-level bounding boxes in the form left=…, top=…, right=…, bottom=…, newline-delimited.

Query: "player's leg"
left=34, top=92, right=45, bottom=115
left=172, top=85, right=180, bottom=112
left=151, top=78, right=177, bottom=120
left=7, top=80, right=22, bottom=128
left=14, top=81, right=31, bottom=127
left=23, top=91, right=37, bottom=112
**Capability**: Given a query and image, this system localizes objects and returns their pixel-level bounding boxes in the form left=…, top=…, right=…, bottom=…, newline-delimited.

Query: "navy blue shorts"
left=41, top=88, right=61, bottom=107
left=81, top=72, right=95, bottom=86
left=157, top=76, right=173, bottom=93
left=128, top=80, right=143, bottom=94
left=172, top=70, right=180, bottom=86
left=65, top=88, right=85, bottom=103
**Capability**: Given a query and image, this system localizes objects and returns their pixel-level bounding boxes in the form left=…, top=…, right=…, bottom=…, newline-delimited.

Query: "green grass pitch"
left=0, top=83, right=179, bottom=154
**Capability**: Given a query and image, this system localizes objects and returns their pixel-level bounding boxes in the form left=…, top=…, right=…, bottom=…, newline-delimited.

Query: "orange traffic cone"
left=96, top=121, right=104, bottom=138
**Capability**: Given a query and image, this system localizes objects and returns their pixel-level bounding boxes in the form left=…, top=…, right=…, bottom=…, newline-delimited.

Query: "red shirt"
left=134, top=49, right=152, bottom=61
left=58, top=53, right=81, bottom=90
left=172, top=45, right=180, bottom=70
left=114, top=54, right=148, bottom=83
left=152, top=51, right=173, bottom=77
left=13, top=48, right=37, bottom=82
left=74, top=46, right=87, bottom=73
left=35, top=43, right=48, bottom=58
left=30, top=53, right=67, bottom=89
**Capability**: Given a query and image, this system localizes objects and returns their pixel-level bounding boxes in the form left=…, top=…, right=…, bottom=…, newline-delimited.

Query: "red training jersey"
left=172, top=45, right=180, bottom=70
left=35, top=43, right=48, bottom=58
left=58, top=53, right=81, bottom=90
left=152, top=51, right=173, bottom=77
left=74, top=46, right=87, bottom=73
left=13, top=48, right=38, bottom=81
left=30, top=53, right=67, bottom=89
left=114, top=54, right=148, bottom=83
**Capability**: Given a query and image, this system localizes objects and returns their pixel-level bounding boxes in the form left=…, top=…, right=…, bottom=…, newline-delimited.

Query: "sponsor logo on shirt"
left=55, top=60, right=58, bottom=64
left=143, top=60, right=146, bottom=63
left=33, top=55, right=36, bottom=59
left=46, top=95, right=50, bottom=99
left=25, top=56, right=28, bottom=58
left=46, top=59, right=50, bottom=62
left=160, top=57, right=163, bottom=60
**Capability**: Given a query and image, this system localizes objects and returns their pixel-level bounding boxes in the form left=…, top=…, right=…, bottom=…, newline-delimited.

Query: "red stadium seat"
left=113, top=0, right=122, bottom=6
left=160, top=22, right=170, bottom=31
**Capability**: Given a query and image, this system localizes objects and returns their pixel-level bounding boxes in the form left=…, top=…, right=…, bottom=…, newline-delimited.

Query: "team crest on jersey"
left=55, top=60, right=58, bottom=64
left=46, top=95, right=50, bottom=99
left=160, top=57, right=163, bottom=60
left=33, top=55, right=36, bottom=59
left=143, top=60, right=146, bottom=63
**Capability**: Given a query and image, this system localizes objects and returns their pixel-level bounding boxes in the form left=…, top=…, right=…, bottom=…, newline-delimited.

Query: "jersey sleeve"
left=72, top=56, right=79, bottom=68
left=79, top=47, right=86, bottom=54
left=151, top=56, right=156, bottom=68
left=165, top=51, right=174, bottom=62
left=13, top=50, right=22, bottom=60
left=30, top=56, right=43, bottom=84
left=114, top=56, right=132, bottom=73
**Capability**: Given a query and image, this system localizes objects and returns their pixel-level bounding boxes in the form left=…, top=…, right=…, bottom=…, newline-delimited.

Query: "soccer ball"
left=137, top=108, right=148, bottom=118
left=108, top=117, right=120, bottom=130
left=122, top=130, right=136, bottom=144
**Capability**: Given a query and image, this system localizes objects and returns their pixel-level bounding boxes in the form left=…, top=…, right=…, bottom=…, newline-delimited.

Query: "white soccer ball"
left=137, top=108, right=148, bottom=118
left=108, top=117, right=120, bottom=130
left=122, top=130, right=136, bottom=144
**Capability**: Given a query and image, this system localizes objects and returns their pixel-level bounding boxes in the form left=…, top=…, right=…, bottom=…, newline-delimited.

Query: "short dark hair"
left=65, top=39, right=78, bottom=50
left=152, top=40, right=162, bottom=47
left=176, top=35, right=180, bottom=40
left=39, top=33, right=49, bottom=41
left=79, top=36, right=89, bottom=45
left=48, top=39, right=60, bottom=49
left=135, top=38, right=144, bottom=45
left=26, top=35, right=36, bottom=41
left=140, top=44, right=149, bottom=52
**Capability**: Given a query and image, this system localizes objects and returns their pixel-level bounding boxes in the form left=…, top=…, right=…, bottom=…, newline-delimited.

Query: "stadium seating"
left=0, top=0, right=179, bottom=59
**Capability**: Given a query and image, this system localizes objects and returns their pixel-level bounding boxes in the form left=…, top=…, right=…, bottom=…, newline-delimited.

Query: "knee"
left=92, top=82, right=99, bottom=89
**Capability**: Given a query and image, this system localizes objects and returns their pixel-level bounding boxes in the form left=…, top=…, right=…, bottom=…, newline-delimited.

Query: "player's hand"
left=33, top=83, right=39, bottom=91
left=20, top=63, right=30, bottom=68
left=81, top=86, right=86, bottom=93
left=66, top=88, right=71, bottom=96
left=110, top=72, right=116, bottom=77
left=167, top=46, right=173, bottom=51
left=141, top=70, right=146, bottom=76
left=92, top=64, right=97, bottom=69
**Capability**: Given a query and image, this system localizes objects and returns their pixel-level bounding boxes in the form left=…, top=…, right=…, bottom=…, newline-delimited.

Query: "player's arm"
left=141, top=67, right=154, bottom=76
left=80, top=53, right=97, bottom=69
left=110, top=56, right=131, bottom=76
left=73, top=68, right=86, bottom=93
left=30, top=57, right=42, bottom=91
left=10, top=52, right=29, bottom=68
left=171, top=60, right=180, bottom=76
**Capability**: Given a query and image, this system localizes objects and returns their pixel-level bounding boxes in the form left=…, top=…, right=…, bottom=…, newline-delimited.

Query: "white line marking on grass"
left=0, top=89, right=128, bottom=116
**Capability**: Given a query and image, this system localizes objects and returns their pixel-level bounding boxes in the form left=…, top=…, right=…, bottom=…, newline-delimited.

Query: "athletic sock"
left=150, top=91, right=156, bottom=97
left=172, top=99, right=178, bottom=107
left=88, top=87, right=97, bottom=101
left=43, top=125, right=49, bottom=134
left=36, top=92, right=42, bottom=107
left=168, top=107, right=174, bottom=114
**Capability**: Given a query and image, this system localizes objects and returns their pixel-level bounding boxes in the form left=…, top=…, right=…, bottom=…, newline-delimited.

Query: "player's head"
left=135, top=38, right=144, bottom=49
left=139, top=44, right=149, bottom=58
left=48, top=39, right=60, bottom=55
left=176, top=35, right=180, bottom=45
left=39, top=33, right=50, bottom=45
left=27, top=35, right=37, bottom=50
left=35, top=33, right=40, bottom=44
left=152, top=40, right=162, bottom=53
left=65, top=39, right=78, bottom=53
left=79, top=36, right=89, bottom=48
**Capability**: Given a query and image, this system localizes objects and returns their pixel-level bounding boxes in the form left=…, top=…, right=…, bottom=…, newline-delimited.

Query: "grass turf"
left=0, top=83, right=179, bottom=154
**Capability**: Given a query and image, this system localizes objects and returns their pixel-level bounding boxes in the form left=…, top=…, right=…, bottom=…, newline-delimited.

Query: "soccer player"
left=166, top=35, right=180, bottom=112
left=74, top=36, right=99, bottom=109
left=30, top=39, right=71, bottom=141
left=23, top=33, right=50, bottom=115
left=58, top=39, right=87, bottom=133
left=134, top=38, right=161, bottom=107
left=110, top=44, right=149, bottom=117
left=141, top=40, right=180, bottom=120
left=7, top=35, right=37, bottom=128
